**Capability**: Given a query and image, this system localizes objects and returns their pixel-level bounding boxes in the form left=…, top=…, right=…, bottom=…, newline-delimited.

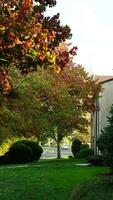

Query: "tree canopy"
left=0, top=66, right=101, bottom=157
left=0, top=0, right=73, bottom=73
left=0, top=0, right=78, bottom=96
left=0, top=0, right=101, bottom=158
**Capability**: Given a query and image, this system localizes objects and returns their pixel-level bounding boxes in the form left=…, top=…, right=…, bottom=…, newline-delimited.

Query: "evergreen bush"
left=8, top=143, right=33, bottom=163
left=87, top=155, right=103, bottom=166
left=71, top=139, right=82, bottom=157
left=0, top=140, right=43, bottom=164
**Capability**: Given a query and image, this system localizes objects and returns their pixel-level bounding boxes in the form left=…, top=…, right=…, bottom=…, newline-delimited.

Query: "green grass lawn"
left=0, top=159, right=109, bottom=200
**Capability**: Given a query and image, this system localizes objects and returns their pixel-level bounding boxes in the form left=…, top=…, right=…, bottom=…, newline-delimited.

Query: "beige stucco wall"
left=99, top=80, right=113, bottom=134
left=91, top=79, right=113, bottom=154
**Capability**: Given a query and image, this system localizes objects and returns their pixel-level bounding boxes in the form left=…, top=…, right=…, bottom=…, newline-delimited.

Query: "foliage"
left=0, top=0, right=72, bottom=72
left=0, top=152, right=10, bottom=164
left=87, top=155, right=103, bottom=166
left=0, top=0, right=101, bottom=160
left=0, top=0, right=75, bottom=95
left=72, top=141, right=93, bottom=159
left=78, top=148, right=94, bottom=159
left=8, top=142, right=33, bottom=163
left=70, top=177, right=113, bottom=200
left=80, top=144, right=89, bottom=150
left=0, top=138, right=15, bottom=156
left=8, top=140, right=43, bottom=163
left=0, top=140, right=43, bottom=164
left=71, top=128, right=91, bottom=144
left=97, top=104, right=113, bottom=171
left=0, top=64, right=101, bottom=159
left=74, top=132, right=91, bottom=144
left=70, top=181, right=94, bottom=200
left=71, top=139, right=82, bottom=157
left=17, top=140, right=43, bottom=160
left=0, top=137, right=33, bottom=156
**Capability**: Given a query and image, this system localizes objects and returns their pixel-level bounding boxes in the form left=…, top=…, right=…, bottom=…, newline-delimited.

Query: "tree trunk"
left=57, top=141, right=61, bottom=159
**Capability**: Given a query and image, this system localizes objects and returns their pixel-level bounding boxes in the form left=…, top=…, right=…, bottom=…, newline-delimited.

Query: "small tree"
left=97, top=104, right=113, bottom=172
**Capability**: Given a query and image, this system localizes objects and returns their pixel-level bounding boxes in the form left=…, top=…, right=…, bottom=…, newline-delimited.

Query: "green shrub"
left=70, top=178, right=112, bottom=200
left=87, top=155, right=103, bottom=166
left=80, top=144, right=89, bottom=150
left=68, top=155, right=73, bottom=159
left=70, top=182, right=93, bottom=200
left=9, top=140, right=43, bottom=163
left=0, top=140, right=43, bottom=165
left=97, top=104, right=113, bottom=171
left=0, top=152, right=10, bottom=164
left=8, top=143, right=33, bottom=163
left=71, top=139, right=82, bottom=157
left=16, top=140, right=43, bottom=161
left=78, top=148, right=94, bottom=158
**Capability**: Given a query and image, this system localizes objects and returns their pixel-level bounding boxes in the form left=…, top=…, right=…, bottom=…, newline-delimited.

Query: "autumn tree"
left=44, top=66, right=101, bottom=158
left=0, top=0, right=73, bottom=71
left=0, top=0, right=79, bottom=101
left=0, top=0, right=77, bottom=146
left=0, top=1, right=101, bottom=159
left=2, top=66, right=100, bottom=158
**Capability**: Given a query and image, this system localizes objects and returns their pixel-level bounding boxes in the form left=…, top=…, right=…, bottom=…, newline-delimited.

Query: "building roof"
left=95, top=75, right=113, bottom=84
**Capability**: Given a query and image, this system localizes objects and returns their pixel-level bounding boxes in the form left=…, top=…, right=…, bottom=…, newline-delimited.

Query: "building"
left=91, top=76, right=113, bottom=154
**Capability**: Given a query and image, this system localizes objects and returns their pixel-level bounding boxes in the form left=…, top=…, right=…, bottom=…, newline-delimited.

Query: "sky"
left=46, top=0, right=113, bottom=75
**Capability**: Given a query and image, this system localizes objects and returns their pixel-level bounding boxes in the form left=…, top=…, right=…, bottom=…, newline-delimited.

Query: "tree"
left=45, top=66, right=101, bottom=158
left=0, top=1, right=101, bottom=159
left=0, top=0, right=77, bottom=98
left=17, top=67, right=102, bottom=157
left=0, top=66, right=101, bottom=158
left=0, top=67, right=51, bottom=139
left=0, top=0, right=72, bottom=72
left=97, top=104, right=113, bottom=172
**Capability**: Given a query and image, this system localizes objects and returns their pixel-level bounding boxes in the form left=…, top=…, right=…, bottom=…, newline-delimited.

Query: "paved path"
left=42, top=147, right=72, bottom=159
left=0, top=163, right=91, bottom=169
